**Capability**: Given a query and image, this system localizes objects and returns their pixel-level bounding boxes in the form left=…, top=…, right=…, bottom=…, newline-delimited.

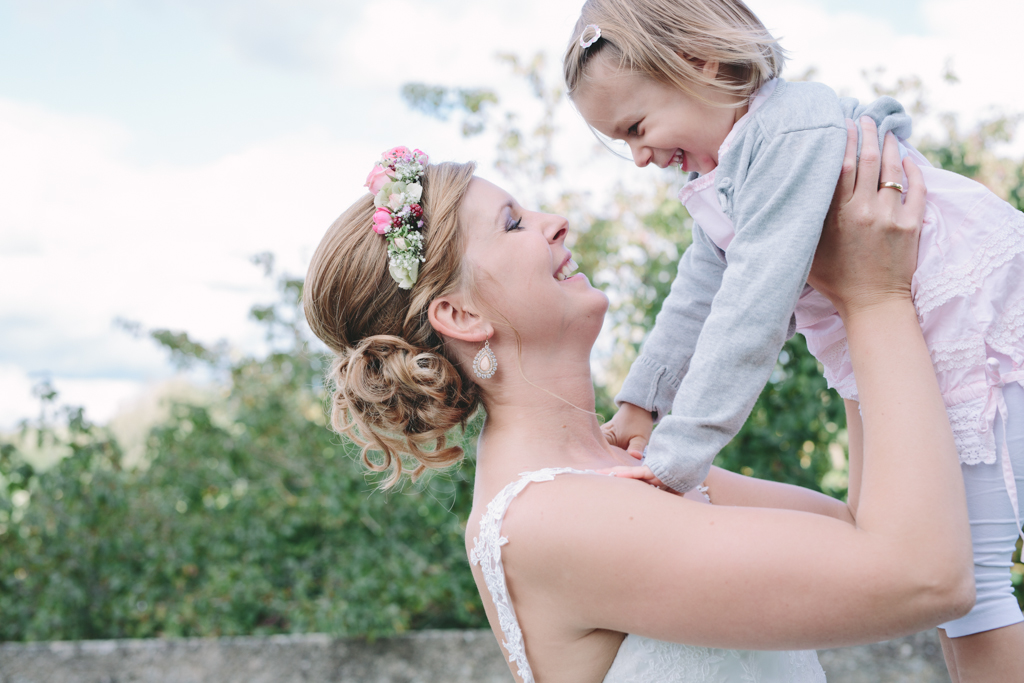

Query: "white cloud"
left=178, top=0, right=586, bottom=88
left=3, top=0, right=1022, bottom=430
left=0, top=99, right=365, bottom=426
left=52, top=377, right=148, bottom=425
left=0, top=86, right=645, bottom=428
left=0, top=365, right=37, bottom=428
left=750, top=0, right=1024, bottom=140
left=0, top=363, right=147, bottom=443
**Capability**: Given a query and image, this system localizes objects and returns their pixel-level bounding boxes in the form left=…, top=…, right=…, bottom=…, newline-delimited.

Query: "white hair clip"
left=579, top=24, right=601, bottom=49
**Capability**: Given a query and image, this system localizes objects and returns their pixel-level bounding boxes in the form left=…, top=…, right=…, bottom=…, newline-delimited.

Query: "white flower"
left=374, top=182, right=395, bottom=209
left=378, top=181, right=405, bottom=210
left=406, top=183, right=422, bottom=202
left=389, top=260, right=419, bottom=289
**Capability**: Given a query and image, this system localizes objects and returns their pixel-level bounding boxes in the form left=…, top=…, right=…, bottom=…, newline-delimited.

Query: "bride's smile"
left=456, top=177, right=609, bottom=352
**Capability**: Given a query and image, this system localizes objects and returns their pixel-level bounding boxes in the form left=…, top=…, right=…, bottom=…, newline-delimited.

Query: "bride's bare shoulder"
left=498, top=472, right=687, bottom=563
left=465, top=470, right=644, bottom=545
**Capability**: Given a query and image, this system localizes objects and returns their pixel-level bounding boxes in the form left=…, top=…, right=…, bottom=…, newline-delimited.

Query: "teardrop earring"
left=473, top=340, right=497, bottom=379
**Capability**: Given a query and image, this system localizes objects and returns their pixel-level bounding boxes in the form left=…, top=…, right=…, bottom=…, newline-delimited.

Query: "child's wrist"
left=622, top=402, right=655, bottom=422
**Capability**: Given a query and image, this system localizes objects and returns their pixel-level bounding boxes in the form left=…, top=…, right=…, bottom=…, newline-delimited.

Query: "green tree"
left=0, top=267, right=487, bottom=641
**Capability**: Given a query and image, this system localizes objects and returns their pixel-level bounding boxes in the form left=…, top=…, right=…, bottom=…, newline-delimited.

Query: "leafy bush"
left=0, top=276, right=485, bottom=641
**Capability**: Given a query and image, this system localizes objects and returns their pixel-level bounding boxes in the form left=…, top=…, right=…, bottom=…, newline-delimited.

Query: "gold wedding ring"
left=879, top=181, right=905, bottom=192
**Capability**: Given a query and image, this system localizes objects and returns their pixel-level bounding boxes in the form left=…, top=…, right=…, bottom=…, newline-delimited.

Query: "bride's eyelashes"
left=505, top=217, right=524, bottom=232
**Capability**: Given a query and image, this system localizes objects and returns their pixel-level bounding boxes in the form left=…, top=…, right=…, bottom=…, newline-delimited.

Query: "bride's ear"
left=428, top=294, right=492, bottom=343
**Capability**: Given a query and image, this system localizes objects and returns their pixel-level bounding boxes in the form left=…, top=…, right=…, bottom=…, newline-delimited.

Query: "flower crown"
left=364, top=146, right=430, bottom=289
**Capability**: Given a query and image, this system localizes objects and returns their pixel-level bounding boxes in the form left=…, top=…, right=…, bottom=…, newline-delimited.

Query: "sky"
left=2, top=0, right=1023, bottom=427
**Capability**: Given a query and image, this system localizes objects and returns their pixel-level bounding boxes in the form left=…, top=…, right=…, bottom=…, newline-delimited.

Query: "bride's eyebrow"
left=493, top=199, right=514, bottom=228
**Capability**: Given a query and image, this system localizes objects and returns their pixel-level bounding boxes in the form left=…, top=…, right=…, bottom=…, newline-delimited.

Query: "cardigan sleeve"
left=615, top=224, right=726, bottom=419
left=643, top=123, right=849, bottom=493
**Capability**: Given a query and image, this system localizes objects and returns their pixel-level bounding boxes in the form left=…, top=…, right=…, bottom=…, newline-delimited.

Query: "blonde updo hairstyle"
left=304, top=161, right=479, bottom=488
left=564, top=0, right=786, bottom=105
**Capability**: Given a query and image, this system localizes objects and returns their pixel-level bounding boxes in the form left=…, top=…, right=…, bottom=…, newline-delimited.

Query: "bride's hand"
left=807, top=117, right=927, bottom=320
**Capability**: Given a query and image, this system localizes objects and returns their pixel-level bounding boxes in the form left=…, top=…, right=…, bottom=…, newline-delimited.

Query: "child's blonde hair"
left=564, top=0, right=786, bottom=105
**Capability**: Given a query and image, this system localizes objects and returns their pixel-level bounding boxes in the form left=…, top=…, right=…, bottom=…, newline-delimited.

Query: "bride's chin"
left=589, top=289, right=610, bottom=318
left=578, top=291, right=610, bottom=345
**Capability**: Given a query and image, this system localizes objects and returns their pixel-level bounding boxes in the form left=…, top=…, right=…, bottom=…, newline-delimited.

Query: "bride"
left=302, top=126, right=974, bottom=681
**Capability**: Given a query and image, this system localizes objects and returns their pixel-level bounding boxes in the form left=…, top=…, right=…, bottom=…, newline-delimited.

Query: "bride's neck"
left=475, top=356, right=616, bottom=474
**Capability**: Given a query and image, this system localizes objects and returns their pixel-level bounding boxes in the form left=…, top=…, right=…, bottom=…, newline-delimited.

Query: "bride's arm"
left=503, top=119, right=973, bottom=651
left=844, top=399, right=864, bottom=514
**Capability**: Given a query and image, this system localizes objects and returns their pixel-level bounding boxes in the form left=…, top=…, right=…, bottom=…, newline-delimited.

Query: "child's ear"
left=428, top=294, right=492, bottom=343
left=676, top=54, right=720, bottom=81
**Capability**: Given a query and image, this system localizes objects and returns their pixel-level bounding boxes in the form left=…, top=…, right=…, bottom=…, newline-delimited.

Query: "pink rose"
left=413, top=149, right=429, bottom=165
left=383, top=146, right=411, bottom=162
left=372, top=207, right=392, bottom=234
left=364, top=164, right=391, bottom=194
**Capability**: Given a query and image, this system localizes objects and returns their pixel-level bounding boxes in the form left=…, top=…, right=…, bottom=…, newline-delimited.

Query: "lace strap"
left=469, top=467, right=594, bottom=683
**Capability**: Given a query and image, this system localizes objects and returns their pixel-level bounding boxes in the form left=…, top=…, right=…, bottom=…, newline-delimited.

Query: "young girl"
left=563, top=0, right=1024, bottom=679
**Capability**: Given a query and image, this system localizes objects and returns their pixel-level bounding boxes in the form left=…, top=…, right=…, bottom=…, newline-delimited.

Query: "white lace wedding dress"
left=470, top=468, right=827, bottom=683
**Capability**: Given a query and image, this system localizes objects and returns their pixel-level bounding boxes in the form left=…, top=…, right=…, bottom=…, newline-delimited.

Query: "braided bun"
left=304, top=161, right=479, bottom=487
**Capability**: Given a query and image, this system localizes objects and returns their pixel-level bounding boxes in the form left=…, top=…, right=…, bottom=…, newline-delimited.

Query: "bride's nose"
left=542, top=213, right=569, bottom=244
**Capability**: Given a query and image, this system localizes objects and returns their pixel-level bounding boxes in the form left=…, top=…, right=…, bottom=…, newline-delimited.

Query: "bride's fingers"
left=898, top=155, right=927, bottom=230
left=832, top=119, right=858, bottom=209
left=854, top=117, right=881, bottom=201
left=879, top=132, right=905, bottom=209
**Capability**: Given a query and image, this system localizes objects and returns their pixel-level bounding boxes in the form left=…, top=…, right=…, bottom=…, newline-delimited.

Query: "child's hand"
left=598, top=464, right=670, bottom=491
left=601, top=402, right=654, bottom=459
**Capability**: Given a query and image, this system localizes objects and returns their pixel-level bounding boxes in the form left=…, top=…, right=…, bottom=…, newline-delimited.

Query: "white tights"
left=939, top=381, right=1024, bottom=637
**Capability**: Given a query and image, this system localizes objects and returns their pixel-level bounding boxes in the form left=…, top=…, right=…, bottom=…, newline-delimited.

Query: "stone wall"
left=0, top=629, right=950, bottom=683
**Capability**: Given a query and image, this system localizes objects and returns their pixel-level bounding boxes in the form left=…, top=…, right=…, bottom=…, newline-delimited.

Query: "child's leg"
left=937, top=629, right=960, bottom=683
left=944, top=623, right=1024, bottom=682
left=939, top=380, right=1024, bottom=681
